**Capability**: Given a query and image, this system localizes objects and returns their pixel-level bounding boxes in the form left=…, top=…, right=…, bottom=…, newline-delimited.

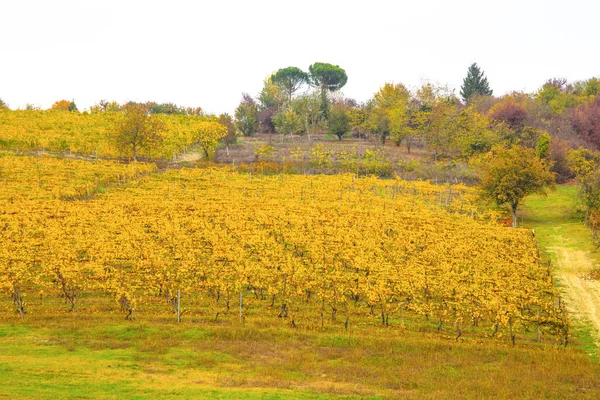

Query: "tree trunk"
left=511, top=203, right=519, bottom=228
left=321, top=298, right=325, bottom=329
left=177, top=288, right=181, bottom=323
left=13, top=287, right=24, bottom=319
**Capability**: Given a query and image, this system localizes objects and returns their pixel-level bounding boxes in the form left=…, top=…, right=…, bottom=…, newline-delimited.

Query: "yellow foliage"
left=191, top=120, right=227, bottom=159
left=50, top=100, right=71, bottom=111
left=0, top=158, right=566, bottom=340
left=0, top=109, right=221, bottom=160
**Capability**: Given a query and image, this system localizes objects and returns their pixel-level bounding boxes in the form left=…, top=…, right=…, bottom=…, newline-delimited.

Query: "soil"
left=552, top=245, right=600, bottom=347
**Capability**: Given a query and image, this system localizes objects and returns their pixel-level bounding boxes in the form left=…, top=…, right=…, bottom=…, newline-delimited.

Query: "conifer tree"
left=460, top=63, right=493, bottom=102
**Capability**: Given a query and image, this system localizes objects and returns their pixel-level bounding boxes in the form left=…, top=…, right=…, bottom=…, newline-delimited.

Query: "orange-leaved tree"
left=51, top=99, right=78, bottom=112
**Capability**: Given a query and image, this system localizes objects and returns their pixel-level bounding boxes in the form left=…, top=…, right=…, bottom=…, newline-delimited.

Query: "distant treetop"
left=271, top=67, right=309, bottom=101
left=308, top=62, right=348, bottom=92
left=460, top=63, right=493, bottom=102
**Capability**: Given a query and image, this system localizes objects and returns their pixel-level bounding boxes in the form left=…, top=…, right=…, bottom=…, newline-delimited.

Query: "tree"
left=68, top=100, right=78, bottom=112
left=0, top=99, right=8, bottom=110
left=584, top=77, right=600, bottom=97
left=424, top=97, right=459, bottom=160
left=271, top=67, right=309, bottom=102
left=273, top=108, right=304, bottom=139
left=90, top=100, right=121, bottom=113
left=453, top=107, right=501, bottom=157
left=235, top=94, right=259, bottom=137
left=308, top=62, right=348, bottom=119
left=146, top=102, right=186, bottom=115
left=258, top=76, right=285, bottom=109
left=257, top=77, right=285, bottom=133
left=309, top=62, right=348, bottom=92
left=328, top=102, right=350, bottom=140
left=112, top=104, right=166, bottom=161
left=567, top=148, right=600, bottom=212
left=192, top=121, right=227, bottom=159
left=410, top=83, right=457, bottom=155
left=291, top=93, right=323, bottom=141
left=477, top=145, right=555, bottom=227
left=50, top=100, right=72, bottom=111
left=566, top=148, right=600, bottom=237
left=364, top=100, right=390, bottom=145
left=537, top=78, right=580, bottom=114
left=366, top=83, right=410, bottom=145
left=460, top=63, right=493, bottom=102
left=347, top=103, right=370, bottom=139
left=536, top=133, right=551, bottom=159
left=489, top=100, right=527, bottom=131
left=571, top=97, right=600, bottom=149
left=185, top=106, right=204, bottom=116
left=218, top=113, right=237, bottom=145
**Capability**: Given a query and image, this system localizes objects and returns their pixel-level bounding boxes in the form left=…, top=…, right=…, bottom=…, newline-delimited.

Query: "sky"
left=1, top=0, right=598, bottom=114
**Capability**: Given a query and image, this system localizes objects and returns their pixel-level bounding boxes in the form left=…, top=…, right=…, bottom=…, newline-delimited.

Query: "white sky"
left=1, top=0, right=598, bottom=114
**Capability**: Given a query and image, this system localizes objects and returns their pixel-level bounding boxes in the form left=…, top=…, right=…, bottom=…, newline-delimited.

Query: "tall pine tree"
left=460, top=63, right=493, bottom=102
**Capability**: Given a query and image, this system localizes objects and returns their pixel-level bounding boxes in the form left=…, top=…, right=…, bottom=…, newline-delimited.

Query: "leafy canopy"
left=235, top=93, right=259, bottom=137
left=477, top=145, right=555, bottom=226
left=271, top=67, right=309, bottom=101
left=366, top=83, right=410, bottom=145
left=112, top=104, right=166, bottom=161
left=51, top=100, right=73, bottom=112
left=308, top=62, right=348, bottom=92
left=328, top=102, right=351, bottom=140
left=192, top=120, right=227, bottom=159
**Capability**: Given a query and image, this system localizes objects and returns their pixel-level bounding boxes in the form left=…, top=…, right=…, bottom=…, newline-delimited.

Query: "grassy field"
left=1, top=314, right=600, bottom=399
left=521, top=185, right=595, bottom=258
left=2, top=164, right=600, bottom=399
left=522, top=185, right=600, bottom=359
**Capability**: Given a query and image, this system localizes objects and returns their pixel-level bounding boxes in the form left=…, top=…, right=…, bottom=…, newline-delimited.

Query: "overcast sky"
left=1, top=0, right=598, bottom=114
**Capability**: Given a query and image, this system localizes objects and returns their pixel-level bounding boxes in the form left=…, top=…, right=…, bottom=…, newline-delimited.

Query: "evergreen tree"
left=68, top=100, right=78, bottom=112
left=460, top=63, right=493, bottom=102
left=271, top=67, right=309, bottom=102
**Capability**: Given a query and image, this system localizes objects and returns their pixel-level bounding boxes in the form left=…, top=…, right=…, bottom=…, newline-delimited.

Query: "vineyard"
left=0, top=152, right=568, bottom=345
left=0, top=110, right=224, bottom=161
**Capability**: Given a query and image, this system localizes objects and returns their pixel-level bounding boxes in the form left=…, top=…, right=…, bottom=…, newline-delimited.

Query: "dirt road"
left=551, top=245, right=600, bottom=347
left=523, top=186, right=600, bottom=351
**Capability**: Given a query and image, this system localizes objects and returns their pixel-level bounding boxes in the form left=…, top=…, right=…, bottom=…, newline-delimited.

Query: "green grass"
left=2, top=185, right=600, bottom=398
left=0, top=315, right=599, bottom=399
left=522, top=185, right=594, bottom=257
left=522, top=184, right=600, bottom=360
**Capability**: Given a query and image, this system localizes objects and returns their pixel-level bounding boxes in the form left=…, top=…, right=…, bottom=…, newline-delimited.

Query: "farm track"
left=523, top=186, right=600, bottom=352
left=552, top=245, right=600, bottom=346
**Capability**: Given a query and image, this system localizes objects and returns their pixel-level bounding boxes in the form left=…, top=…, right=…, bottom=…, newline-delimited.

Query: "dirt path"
left=523, top=186, right=600, bottom=351
left=550, top=245, right=600, bottom=347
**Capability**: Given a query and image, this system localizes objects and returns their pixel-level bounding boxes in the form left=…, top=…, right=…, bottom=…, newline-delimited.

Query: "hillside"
left=1, top=152, right=599, bottom=398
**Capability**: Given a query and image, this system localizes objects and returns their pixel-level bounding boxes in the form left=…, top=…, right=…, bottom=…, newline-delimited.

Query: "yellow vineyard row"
left=0, top=160, right=566, bottom=343
left=0, top=110, right=222, bottom=160
left=0, top=152, right=155, bottom=200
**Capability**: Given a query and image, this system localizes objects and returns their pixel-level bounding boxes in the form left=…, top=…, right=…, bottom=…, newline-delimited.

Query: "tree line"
left=233, top=62, right=599, bottom=173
